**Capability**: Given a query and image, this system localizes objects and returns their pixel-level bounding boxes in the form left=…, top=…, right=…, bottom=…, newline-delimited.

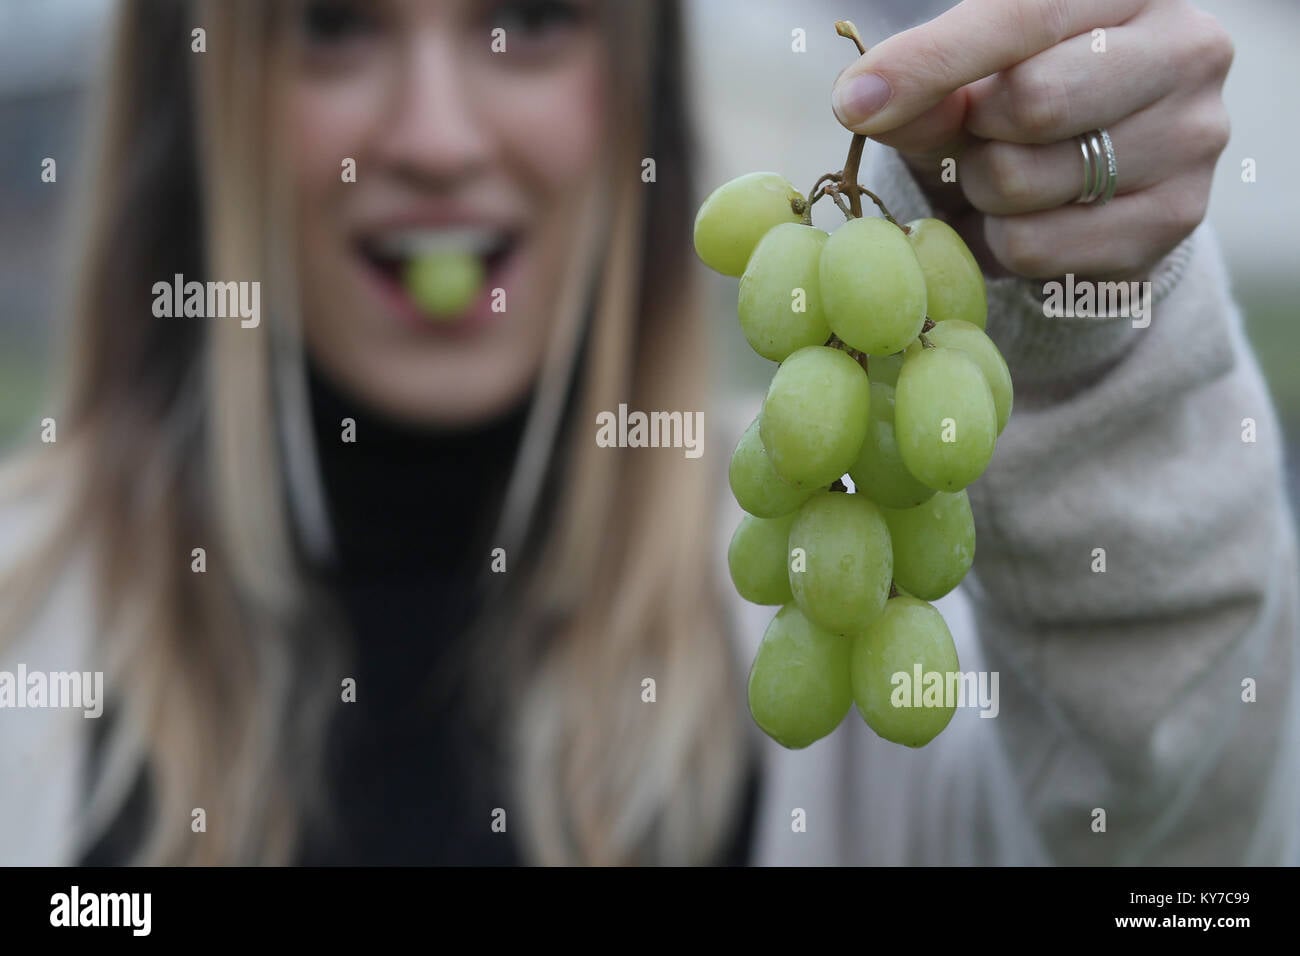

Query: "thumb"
left=827, top=12, right=975, bottom=164
left=829, top=20, right=979, bottom=137
left=831, top=0, right=1134, bottom=134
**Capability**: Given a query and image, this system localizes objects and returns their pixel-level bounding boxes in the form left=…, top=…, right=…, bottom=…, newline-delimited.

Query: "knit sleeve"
left=865, top=145, right=1300, bottom=864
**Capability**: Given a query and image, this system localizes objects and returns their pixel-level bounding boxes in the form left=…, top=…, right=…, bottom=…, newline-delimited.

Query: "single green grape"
left=906, top=217, right=987, bottom=330
left=748, top=604, right=853, bottom=749
left=788, top=491, right=893, bottom=635
left=760, top=346, right=870, bottom=490
left=738, top=223, right=831, bottom=362
left=403, top=251, right=485, bottom=319
left=907, top=319, right=1013, bottom=434
left=881, top=490, right=975, bottom=601
left=849, top=382, right=936, bottom=510
left=728, top=512, right=798, bottom=606
left=693, top=172, right=806, bottom=277
left=850, top=596, right=960, bottom=747
left=729, top=417, right=812, bottom=518
left=895, top=347, right=997, bottom=492
left=819, top=216, right=927, bottom=355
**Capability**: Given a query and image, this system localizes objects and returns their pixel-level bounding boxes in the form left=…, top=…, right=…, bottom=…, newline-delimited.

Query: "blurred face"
left=285, top=0, right=607, bottom=426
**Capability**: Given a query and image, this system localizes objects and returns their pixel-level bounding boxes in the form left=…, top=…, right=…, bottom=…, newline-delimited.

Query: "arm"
left=871, top=142, right=1300, bottom=864
left=827, top=0, right=1298, bottom=864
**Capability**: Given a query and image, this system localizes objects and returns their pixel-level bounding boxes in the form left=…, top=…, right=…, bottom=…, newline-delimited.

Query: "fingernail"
left=833, top=72, right=893, bottom=128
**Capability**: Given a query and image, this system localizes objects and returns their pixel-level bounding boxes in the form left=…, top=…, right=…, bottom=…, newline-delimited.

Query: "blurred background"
left=2, top=0, right=1297, bottom=515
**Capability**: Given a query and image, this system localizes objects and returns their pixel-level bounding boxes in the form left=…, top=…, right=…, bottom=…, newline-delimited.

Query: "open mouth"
left=356, top=226, right=518, bottom=327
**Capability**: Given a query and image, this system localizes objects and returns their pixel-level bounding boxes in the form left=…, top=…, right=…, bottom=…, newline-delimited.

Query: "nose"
left=374, top=32, right=491, bottom=187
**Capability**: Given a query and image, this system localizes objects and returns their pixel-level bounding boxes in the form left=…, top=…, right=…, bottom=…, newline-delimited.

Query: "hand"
left=831, top=0, right=1233, bottom=281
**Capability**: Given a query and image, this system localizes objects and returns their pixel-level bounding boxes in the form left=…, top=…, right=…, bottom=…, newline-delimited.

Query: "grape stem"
left=806, top=172, right=839, bottom=205
left=832, top=21, right=907, bottom=231
left=823, top=333, right=870, bottom=372
left=797, top=23, right=907, bottom=228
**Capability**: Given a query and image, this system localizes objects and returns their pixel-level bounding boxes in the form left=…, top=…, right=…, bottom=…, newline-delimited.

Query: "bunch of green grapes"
left=699, top=92, right=1013, bottom=750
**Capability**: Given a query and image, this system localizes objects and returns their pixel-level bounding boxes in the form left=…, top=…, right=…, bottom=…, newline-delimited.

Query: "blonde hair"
left=0, top=0, right=749, bottom=865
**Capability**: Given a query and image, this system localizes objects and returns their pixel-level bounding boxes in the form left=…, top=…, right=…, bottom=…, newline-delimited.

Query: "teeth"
left=371, top=227, right=502, bottom=259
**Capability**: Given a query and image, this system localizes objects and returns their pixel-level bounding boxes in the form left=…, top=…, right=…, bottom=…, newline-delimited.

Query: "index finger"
left=833, top=0, right=1147, bottom=135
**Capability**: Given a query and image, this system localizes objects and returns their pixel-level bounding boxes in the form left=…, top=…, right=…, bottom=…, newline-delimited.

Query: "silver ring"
left=1075, top=129, right=1118, bottom=206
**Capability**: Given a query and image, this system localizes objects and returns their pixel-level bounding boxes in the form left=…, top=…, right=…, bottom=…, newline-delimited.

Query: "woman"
left=2, top=0, right=746, bottom=866
left=0, top=0, right=1294, bottom=866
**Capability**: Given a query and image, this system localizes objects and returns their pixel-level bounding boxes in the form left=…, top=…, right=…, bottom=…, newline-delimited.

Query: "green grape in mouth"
left=738, top=223, right=832, bottom=362
left=748, top=604, right=853, bottom=749
left=728, top=512, right=798, bottom=606
left=849, top=382, right=937, bottom=510
left=403, top=250, right=485, bottom=319
left=760, top=345, right=871, bottom=490
left=729, top=416, right=812, bottom=518
left=905, top=217, right=988, bottom=330
left=819, top=216, right=927, bottom=355
left=788, top=491, right=893, bottom=635
left=693, top=172, right=806, bottom=277
left=881, top=490, right=975, bottom=601
left=850, top=596, right=960, bottom=748
left=895, top=347, right=997, bottom=492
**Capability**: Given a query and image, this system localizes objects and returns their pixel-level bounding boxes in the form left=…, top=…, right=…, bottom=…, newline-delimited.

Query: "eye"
left=300, top=0, right=378, bottom=46
left=489, top=0, right=589, bottom=50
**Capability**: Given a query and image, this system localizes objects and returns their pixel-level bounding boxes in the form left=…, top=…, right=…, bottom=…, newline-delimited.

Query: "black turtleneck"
left=295, top=360, right=528, bottom=865
left=81, top=361, right=757, bottom=866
